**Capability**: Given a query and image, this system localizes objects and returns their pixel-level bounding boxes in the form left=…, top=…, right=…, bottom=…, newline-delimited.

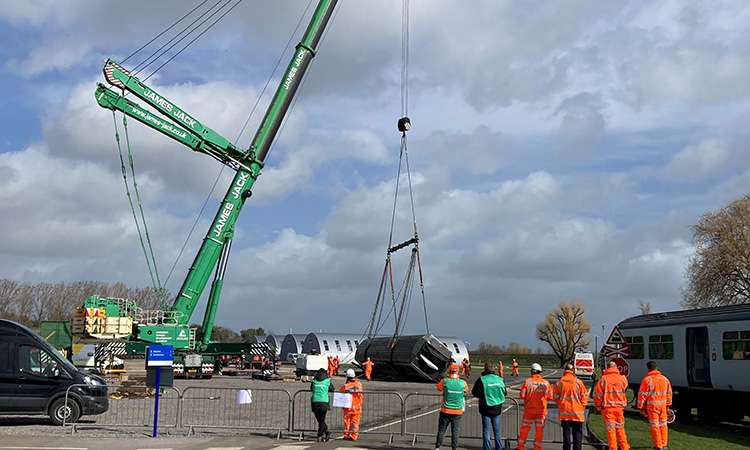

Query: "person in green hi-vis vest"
left=434, top=363, right=468, bottom=450
left=472, top=362, right=507, bottom=450
left=310, top=368, right=335, bottom=442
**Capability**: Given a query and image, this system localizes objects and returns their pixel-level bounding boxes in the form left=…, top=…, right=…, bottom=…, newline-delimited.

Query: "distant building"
left=264, top=334, right=282, bottom=354
left=280, top=333, right=307, bottom=363
left=301, top=333, right=362, bottom=364
left=246, top=335, right=266, bottom=344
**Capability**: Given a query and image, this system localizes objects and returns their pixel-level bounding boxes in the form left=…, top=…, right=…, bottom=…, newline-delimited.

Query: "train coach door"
left=686, top=327, right=712, bottom=388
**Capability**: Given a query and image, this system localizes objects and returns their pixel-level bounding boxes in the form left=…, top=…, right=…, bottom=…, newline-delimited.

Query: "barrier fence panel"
left=403, top=393, right=520, bottom=446
left=402, top=392, right=443, bottom=438
left=517, top=402, right=599, bottom=446
left=291, top=390, right=404, bottom=437
left=180, top=387, right=291, bottom=433
left=357, top=392, right=404, bottom=436
left=65, top=384, right=180, bottom=432
left=537, top=402, right=565, bottom=444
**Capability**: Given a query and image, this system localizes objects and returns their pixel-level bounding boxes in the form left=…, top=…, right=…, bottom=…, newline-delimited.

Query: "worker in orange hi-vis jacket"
left=594, top=361, right=630, bottom=450
left=340, top=369, right=363, bottom=441
left=517, top=363, right=552, bottom=450
left=333, top=356, right=340, bottom=376
left=555, top=363, right=589, bottom=450
left=637, top=361, right=673, bottom=450
left=498, top=361, right=504, bottom=378
left=327, top=356, right=334, bottom=377
left=362, top=357, right=374, bottom=381
left=512, top=359, right=519, bottom=376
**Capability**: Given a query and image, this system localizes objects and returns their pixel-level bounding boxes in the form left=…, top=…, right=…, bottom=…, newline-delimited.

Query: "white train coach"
left=613, top=304, right=750, bottom=421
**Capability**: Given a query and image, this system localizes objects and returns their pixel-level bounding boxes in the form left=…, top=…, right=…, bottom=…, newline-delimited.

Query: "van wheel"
left=49, top=398, right=81, bottom=425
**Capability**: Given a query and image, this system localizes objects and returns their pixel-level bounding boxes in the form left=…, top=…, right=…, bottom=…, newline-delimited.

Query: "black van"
left=0, top=319, right=109, bottom=425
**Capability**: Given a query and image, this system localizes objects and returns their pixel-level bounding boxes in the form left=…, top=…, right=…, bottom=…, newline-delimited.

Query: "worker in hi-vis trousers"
left=517, top=363, right=552, bottom=450
left=594, top=361, right=630, bottom=450
left=637, top=361, right=672, bottom=450
left=340, top=369, right=363, bottom=441
left=362, top=357, right=374, bottom=381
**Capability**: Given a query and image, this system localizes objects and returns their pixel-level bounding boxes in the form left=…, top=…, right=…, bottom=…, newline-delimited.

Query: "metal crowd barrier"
left=64, top=384, right=181, bottom=433
left=59, top=382, right=600, bottom=447
left=181, top=387, right=291, bottom=435
left=402, top=393, right=520, bottom=447
left=291, top=390, right=404, bottom=439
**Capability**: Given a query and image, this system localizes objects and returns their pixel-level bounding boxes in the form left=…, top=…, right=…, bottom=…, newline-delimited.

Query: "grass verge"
left=588, top=409, right=750, bottom=450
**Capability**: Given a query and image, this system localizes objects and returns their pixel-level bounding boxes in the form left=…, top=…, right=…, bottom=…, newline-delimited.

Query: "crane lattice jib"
left=173, top=0, right=338, bottom=337
left=91, top=0, right=339, bottom=349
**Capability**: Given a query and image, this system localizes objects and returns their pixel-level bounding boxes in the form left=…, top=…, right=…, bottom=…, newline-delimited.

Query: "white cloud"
left=663, top=138, right=732, bottom=182
left=2, top=0, right=750, bottom=350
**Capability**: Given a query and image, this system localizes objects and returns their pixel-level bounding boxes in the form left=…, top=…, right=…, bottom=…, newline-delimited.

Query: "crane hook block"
left=398, top=117, right=411, bottom=132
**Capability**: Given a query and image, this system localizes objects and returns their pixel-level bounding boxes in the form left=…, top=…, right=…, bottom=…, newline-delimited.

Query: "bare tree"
left=0, top=279, right=21, bottom=320
left=506, top=342, right=532, bottom=354
left=15, top=283, right=35, bottom=325
left=31, top=282, right=56, bottom=326
left=639, top=300, right=651, bottom=315
left=682, top=194, right=750, bottom=308
left=536, top=301, right=592, bottom=367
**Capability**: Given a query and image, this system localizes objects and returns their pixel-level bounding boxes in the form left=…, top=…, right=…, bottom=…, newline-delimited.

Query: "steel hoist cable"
left=364, top=0, right=429, bottom=343
left=111, top=111, right=168, bottom=307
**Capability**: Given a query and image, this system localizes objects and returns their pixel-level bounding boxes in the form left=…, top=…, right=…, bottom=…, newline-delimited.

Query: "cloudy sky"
left=1, top=1, right=749, bottom=351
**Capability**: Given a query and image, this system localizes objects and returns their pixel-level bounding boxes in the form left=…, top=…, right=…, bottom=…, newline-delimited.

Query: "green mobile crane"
left=71, top=0, right=339, bottom=377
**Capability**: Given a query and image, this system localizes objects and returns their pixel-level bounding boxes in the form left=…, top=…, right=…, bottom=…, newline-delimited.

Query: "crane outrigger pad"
left=355, top=334, right=452, bottom=382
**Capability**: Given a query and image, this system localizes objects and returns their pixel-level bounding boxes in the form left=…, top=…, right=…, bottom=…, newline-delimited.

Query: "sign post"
left=146, top=345, right=173, bottom=438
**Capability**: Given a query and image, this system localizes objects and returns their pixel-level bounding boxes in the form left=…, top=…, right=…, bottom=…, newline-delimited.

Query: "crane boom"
left=73, top=1, right=339, bottom=361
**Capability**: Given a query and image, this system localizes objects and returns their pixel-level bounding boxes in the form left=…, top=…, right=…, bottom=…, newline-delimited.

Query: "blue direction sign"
left=147, top=345, right=174, bottom=367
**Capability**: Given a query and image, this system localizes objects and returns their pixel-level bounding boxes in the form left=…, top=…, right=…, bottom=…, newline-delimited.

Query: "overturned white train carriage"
left=613, top=304, right=750, bottom=421
left=354, top=334, right=455, bottom=382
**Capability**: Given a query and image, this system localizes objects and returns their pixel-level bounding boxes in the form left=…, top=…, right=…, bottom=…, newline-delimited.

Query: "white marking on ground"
left=0, top=448, right=87, bottom=450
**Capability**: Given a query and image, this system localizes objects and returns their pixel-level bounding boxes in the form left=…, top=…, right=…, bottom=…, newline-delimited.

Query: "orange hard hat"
left=449, top=364, right=460, bottom=373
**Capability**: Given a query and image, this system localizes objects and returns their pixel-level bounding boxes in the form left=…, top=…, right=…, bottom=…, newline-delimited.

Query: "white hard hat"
left=346, top=369, right=356, bottom=378
left=530, top=363, right=542, bottom=372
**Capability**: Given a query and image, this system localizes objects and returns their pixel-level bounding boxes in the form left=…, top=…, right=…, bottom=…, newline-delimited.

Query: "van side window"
left=19, top=345, right=58, bottom=377
left=0, top=341, right=9, bottom=373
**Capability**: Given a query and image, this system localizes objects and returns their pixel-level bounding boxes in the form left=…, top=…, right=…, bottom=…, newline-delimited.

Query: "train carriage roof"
left=619, top=303, right=750, bottom=329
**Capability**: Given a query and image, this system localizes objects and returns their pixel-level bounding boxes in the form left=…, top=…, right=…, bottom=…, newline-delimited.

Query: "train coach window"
left=649, top=334, right=674, bottom=359
left=625, top=336, right=644, bottom=359
left=323, top=340, right=329, bottom=351
left=723, top=330, right=750, bottom=360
